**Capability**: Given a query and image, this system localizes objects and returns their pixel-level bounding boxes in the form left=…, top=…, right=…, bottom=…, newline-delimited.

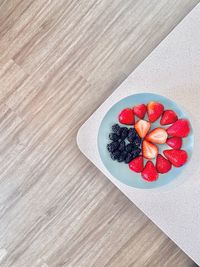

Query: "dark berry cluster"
left=107, top=124, right=141, bottom=163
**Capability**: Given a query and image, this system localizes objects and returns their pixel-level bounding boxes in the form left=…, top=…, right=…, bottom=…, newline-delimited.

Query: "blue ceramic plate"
left=98, top=93, right=194, bottom=189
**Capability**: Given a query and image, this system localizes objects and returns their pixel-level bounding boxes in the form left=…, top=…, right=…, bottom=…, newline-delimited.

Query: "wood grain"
left=0, top=0, right=199, bottom=266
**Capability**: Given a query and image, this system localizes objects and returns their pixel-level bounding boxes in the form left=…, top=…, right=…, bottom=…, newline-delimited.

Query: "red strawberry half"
left=156, top=154, right=172, bottom=173
left=166, top=137, right=182, bottom=149
left=135, top=119, right=151, bottom=138
left=142, top=140, right=158, bottom=159
left=146, top=127, right=167, bottom=144
left=163, top=149, right=188, bottom=167
left=119, top=108, right=135, bottom=125
left=142, top=161, right=159, bottom=182
left=167, top=119, right=190, bottom=138
left=160, top=110, right=178, bottom=125
left=147, top=101, right=164, bottom=122
left=133, top=104, right=147, bottom=119
left=129, top=156, right=143, bottom=173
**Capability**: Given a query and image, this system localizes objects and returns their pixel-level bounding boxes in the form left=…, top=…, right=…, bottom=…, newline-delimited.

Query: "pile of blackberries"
left=107, top=124, right=141, bottom=164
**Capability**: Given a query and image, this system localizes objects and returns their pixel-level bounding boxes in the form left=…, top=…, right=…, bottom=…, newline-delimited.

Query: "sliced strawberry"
left=133, top=104, right=147, bottom=119
left=166, top=137, right=182, bottom=149
left=163, top=149, right=188, bottom=167
left=147, top=101, right=164, bottom=122
left=129, top=156, right=143, bottom=173
left=146, top=127, right=167, bottom=144
left=167, top=119, right=190, bottom=137
left=156, top=154, right=172, bottom=173
left=134, top=119, right=151, bottom=138
left=160, top=110, right=178, bottom=125
left=118, top=108, right=135, bottom=125
left=142, top=140, right=158, bottom=159
left=142, top=161, right=159, bottom=182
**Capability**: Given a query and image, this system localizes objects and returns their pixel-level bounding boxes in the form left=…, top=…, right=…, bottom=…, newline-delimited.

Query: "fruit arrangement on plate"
left=107, top=101, right=190, bottom=182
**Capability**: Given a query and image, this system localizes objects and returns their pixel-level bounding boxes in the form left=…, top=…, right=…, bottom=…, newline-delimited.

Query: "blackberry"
left=118, top=156, right=125, bottom=162
left=131, top=148, right=141, bottom=158
left=132, top=142, right=139, bottom=150
left=112, top=124, right=121, bottom=135
left=110, top=150, right=121, bottom=160
left=109, top=133, right=120, bottom=141
left=118, top=151, right=128, bottom=162
left=121, top=150, right=128, bottom=158
left=107, top=141, right=119, bottom=153
left=125, top=144, right=133, bottom=153
left=120, top=127, right=129, bottom=140
left=110, top=153, right=116, bottom=160
left=118, top=140, right=126, bottom=151
left=135, top=147, right=142, bottom=156
left=127, top=128, right=137, bottom=143
left=125, top=153, right=134, bottom=164
left=133, top=141, right=139, bottom=148
left=134, top=136, right=142, bottom=147
left=107, top=143, right=112, bottom=152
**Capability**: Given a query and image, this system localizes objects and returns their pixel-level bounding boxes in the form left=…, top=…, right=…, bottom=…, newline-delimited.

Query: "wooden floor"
left=0, top=0, right=199, bottom=266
